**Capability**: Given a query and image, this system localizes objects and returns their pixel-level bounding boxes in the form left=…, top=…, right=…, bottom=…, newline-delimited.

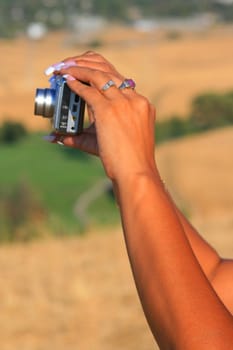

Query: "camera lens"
left=34, top=88, right=56, bottom=118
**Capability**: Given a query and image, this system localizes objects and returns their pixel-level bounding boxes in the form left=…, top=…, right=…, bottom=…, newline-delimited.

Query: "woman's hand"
left=64, top=51, right=125, bottom=82
left=51, top=52, right=157, bottom=182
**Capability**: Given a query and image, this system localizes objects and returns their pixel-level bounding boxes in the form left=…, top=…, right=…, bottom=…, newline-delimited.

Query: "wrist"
left=113, top=164, right=162, bottom=195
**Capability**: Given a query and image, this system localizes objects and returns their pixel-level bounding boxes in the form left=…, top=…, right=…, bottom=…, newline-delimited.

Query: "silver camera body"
left=34, top=75, right=85, bottom=134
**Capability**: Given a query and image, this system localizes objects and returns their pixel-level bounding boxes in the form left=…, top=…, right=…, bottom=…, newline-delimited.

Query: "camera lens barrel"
left=34, top=88, right=56, bottom=118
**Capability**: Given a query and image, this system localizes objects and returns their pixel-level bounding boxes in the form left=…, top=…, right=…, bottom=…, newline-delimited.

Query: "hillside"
left=0, top=127, right=232, bottom=350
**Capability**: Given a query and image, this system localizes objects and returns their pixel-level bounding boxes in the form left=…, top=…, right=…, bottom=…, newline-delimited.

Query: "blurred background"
left=0, top=1, right=233, bottom=349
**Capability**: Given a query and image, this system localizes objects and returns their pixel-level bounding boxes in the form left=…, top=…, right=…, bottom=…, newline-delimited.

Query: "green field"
left=1, top=88, right=232, bottom=240
left=0, top=133, right=120, bottom=238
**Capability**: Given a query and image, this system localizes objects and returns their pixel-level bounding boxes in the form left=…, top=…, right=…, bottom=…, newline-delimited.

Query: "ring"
left=101, top=80, right=116, bottom=91
left=118, top=79, right=136, bottom=90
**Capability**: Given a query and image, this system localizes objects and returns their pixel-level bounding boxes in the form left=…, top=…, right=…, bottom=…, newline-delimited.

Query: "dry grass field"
left=0, top=230, right=156, bottom=350
left=0, top=25, right=233, bottom=129
left=0, top=24, right=233, bottom=349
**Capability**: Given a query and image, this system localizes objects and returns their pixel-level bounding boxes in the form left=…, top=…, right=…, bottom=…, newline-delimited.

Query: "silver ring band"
left=101, top=80, right=116, bottom=91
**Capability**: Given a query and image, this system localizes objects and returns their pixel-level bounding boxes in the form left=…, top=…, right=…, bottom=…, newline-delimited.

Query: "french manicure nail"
left=62, top=61, right=77, bottom=69
left=57, top=141, right=64, bottom=146
left=44, top=66, right=55, bottom=76
left=44, top=62, right=65, bottom=76
left=44, top=61, right=77, bottom=76
left=43, top=135, right=56, bottom=142
left=63, top=74, right=76, bottom=81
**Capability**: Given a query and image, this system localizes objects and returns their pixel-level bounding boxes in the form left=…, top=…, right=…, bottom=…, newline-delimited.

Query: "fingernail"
left=56, top=135, right=65, bottom=146
left=44, top=61, right=77, bottom=76
left=63, top=61, right=77, bottom=69
left=43, top=135, right=56, bottom=142
left=57, top=141, right=64, bottom=146
left=63, top=74, right=76, bottom=81
left=44, top=62, right=64, bottom=76
left=44, top=66, right=55, bottom=76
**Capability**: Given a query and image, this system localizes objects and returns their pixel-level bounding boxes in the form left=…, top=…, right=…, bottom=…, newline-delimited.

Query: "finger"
left=74, top=54, right=122, bottom=74
left=62, top=134, right=98, bottom=156
left=53, top=126, right=99, bottom=156
left=64, top=77, right=103, bottom=109
left=62, top=54, right=136, bottom=97
left=72, top=59, right=124, bottom=82
left=87, top=105, right=95, bottom=124
left=72, top=62, right=136, bottom=98
left=71, top=51, right=109, bottom=63
left=63, top=52, right=105, bottom=66
left=54, top=54, right=103, bottom=75
left=61, top=66, right=122, bottom=100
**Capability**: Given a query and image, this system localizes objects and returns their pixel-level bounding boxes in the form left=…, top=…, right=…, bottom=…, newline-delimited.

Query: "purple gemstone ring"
left=118, top=79, right=136, bottom=90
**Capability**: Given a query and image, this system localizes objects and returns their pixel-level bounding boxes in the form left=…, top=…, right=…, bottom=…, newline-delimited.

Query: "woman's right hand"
left=48, top=52, right=157, bottom=182
left=51, top=51, right=125, bottom=157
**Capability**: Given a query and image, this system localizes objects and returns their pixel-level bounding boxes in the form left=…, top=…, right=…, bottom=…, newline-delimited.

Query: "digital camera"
left=34, top=75, right=85, bottom=134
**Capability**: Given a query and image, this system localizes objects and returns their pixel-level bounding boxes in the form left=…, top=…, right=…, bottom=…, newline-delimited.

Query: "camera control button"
left=74, top=95, right=80, bottom=103
left=72, top=105, right=78, bottom=113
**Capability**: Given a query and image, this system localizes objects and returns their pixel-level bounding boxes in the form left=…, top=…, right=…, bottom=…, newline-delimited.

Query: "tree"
left=0, top=121, right=28, bottom=144
left=191, top=91, right=233, bottom=130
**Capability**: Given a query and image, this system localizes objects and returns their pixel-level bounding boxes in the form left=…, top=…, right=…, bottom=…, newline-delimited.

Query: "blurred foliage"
left=87, top=38, right=105, bottom=49
left=0, top=121, right=28, bottom=144
left=191, top=91, right=233, bottom=130
left=212, top=1, right=233, bottom=22
left=156, top=117, right=190, bottom=144
left=0, top=0, right=232, bottom=38
left=156, top=90, right=233, bottom=144
left=0, top=180, right=47, bottom=242
left=133, top=0, right=203, bottom=17
left=165, top=30, right=183, bottom=41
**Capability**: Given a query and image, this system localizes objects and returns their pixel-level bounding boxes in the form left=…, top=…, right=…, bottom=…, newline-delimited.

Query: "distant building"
left=134, top=14, right=217, bottom=32
left=69, top=15, right=106, bottom=43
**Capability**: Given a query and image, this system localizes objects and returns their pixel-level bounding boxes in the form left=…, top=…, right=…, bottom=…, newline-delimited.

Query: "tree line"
left=156, top=90, right=233, bottom=144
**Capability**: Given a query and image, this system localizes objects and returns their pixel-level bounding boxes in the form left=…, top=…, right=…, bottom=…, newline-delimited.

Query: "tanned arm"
left=115, top=171, right=233, bottom=349
left=51, top=52, right=233, bottom=349
left=168, top=191, right=233, bottom=315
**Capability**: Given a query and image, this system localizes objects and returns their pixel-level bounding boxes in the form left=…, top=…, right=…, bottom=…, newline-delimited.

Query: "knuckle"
left=84, top=50, right=96, bottom=55
left=101, top=62, right=110, bottom=71
left=85, top=51, right=106, bottom=62
left=136, top=95, right=150, bottom=110
left=74, top=59, right=89, bottom=67
left=95, top=70, right=110, bottom=82
left=63, top=56, right=73, bottom=63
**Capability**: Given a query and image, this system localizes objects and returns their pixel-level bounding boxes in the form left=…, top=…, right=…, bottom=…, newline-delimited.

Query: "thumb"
left=53, top=125, right=99, bottom=156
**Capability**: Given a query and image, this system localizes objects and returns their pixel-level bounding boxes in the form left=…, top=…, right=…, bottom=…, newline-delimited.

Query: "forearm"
left=113, top=177, right=221, bottom=281
left=163, top=185, right=221, bottom=280
left=115, top=171, right=233, bottom=349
